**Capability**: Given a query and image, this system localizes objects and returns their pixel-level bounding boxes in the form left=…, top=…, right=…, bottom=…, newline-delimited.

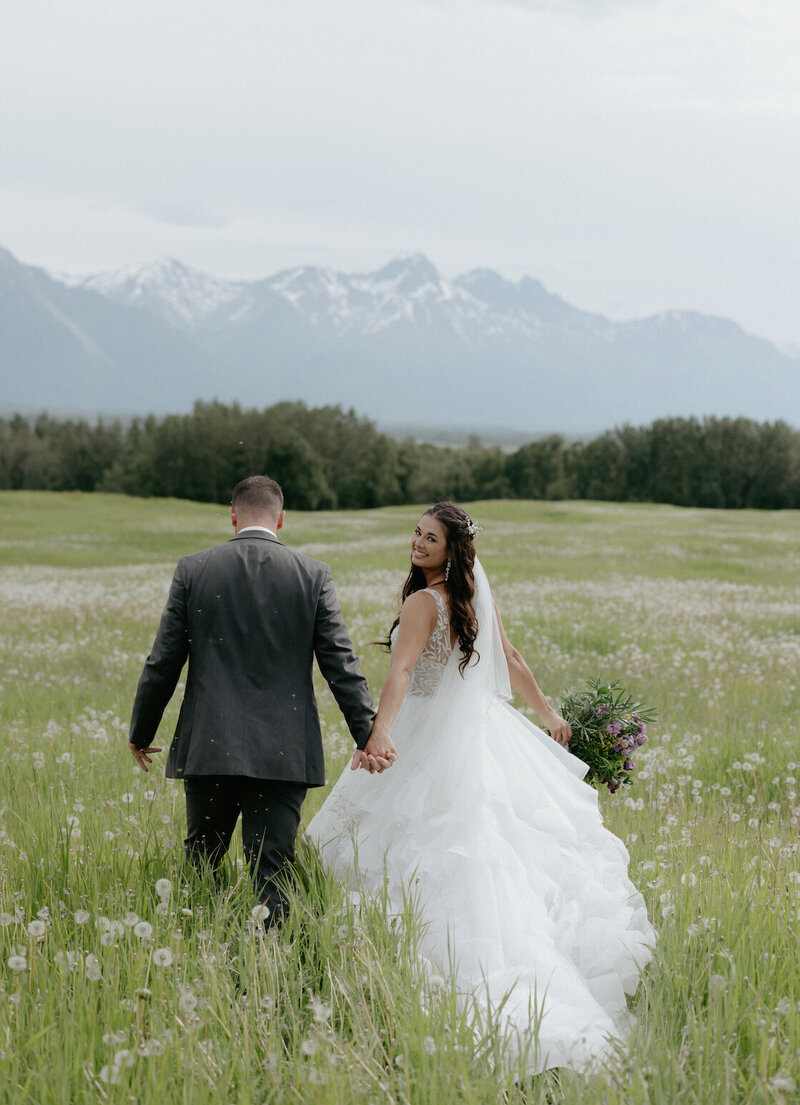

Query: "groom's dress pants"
left=183, top=775, right=307, bottom=925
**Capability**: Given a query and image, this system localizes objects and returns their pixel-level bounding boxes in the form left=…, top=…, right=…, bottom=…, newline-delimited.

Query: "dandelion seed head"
left=73, top=909, right=90, bottom=925
left=152, top=947, right=173, bottom=967
left=7, top=955, right=27, bottom=971
left=26, top=919, right=46, bottom=938
left=154, top=879, right=172, bottom=898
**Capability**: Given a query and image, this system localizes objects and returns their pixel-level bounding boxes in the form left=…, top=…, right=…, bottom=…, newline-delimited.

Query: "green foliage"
left=2, top=405, right=800, bottom=510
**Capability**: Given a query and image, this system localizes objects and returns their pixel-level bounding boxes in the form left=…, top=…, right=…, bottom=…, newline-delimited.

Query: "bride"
left=306, top=501, right=655, bottom=1075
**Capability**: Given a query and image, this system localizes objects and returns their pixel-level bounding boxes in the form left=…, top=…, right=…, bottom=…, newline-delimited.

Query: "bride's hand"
left=544, top=711, right=572, bottom=747
left=351, top=727, right=398, bottom=773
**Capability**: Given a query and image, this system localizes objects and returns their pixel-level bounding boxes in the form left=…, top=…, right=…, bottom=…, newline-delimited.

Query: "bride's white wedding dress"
left=306, top=560, right=655, bottom=1075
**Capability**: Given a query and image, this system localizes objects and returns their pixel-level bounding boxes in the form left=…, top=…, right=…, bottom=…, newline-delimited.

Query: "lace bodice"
left=405, top=588, right=452, bottom=698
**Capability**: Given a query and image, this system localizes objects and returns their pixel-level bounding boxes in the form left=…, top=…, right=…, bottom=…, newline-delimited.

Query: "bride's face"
left=411, top=514, right=448, bottom=572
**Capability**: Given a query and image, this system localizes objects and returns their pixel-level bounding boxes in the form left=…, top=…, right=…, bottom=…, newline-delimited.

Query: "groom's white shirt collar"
left=237, top=525, right=278, bottom=538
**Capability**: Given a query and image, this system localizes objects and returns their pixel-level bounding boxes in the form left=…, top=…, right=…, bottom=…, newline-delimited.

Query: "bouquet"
left=555, top=679, right=655, bottom=792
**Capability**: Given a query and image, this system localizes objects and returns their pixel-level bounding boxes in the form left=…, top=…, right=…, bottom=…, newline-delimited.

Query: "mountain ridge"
left=1, top=246, right=797, bottom=433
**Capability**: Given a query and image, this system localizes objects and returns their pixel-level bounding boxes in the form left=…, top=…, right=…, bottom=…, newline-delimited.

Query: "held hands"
left=128, top=743, right=162, bottom=772
left=544, top=711, right=572, bottom=747
left=351, top=724, right=398, bottom=774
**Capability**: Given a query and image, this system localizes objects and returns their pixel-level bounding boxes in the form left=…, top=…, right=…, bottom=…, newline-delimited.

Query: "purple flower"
left=596, top=705, right=610, bottom=717
left=624, top=760, right=635, bottom=771
left=608, top=781, right=621, bottom=793
left=605, top=721, right=622, bottom=736
left=635, top=733, right=647, bottom=745
left=612, top=741, right=626, bottom=753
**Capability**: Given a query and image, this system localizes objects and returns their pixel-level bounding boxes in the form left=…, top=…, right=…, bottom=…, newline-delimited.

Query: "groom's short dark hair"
left=232, top=475, right=284, bottom=515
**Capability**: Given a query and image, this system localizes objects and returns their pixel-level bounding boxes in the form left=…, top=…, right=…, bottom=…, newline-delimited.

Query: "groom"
left=128, top=475, right=393, bottom=924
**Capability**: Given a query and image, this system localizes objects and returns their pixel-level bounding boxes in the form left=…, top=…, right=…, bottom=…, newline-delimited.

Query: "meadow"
left=0, top=491, right=798, bottom=1105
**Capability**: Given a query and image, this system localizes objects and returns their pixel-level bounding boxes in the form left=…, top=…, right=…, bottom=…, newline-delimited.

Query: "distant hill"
left=1, top=246, right=797, bottom=433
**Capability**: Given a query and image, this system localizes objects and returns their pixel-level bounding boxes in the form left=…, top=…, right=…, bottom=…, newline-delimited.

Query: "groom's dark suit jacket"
left=129, top=530, right=374, bottom=786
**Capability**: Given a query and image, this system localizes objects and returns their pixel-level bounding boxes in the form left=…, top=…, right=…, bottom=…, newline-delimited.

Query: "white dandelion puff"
left=26, top=920, right=46, bottom=938
left=154, top=879, right=172, bottom=898
left=113, top=1049, right=135, bottom=1069
left=121, top=793, right=135, bottom=804
left=98, top=1065, right=119, bottom=1085
left=310, top=998, right=332, bottom=1023
left=152, top=947, right=173, bottom=967
left=133, top=922, right=153, bottom=940
left=300, top=1038, right=317, bottom=1056
left=73, top=909, right=90, bottom=925
left=7, top=955, right=27, bottom=972
left=250, top=903, right=270, bottom=923
left=178, top=991, right=198, bottom=1014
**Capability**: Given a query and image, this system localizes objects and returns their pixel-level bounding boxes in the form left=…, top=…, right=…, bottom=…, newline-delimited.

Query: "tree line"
left=1, top=401, right=798, bottom=510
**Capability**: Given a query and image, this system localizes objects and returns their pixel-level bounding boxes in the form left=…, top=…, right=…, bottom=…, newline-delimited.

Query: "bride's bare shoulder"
left=399, top=589, right=438, bottom=623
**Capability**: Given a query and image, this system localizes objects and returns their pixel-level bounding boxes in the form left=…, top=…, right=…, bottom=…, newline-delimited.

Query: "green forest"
left=1, top=400, right=798, bottom=509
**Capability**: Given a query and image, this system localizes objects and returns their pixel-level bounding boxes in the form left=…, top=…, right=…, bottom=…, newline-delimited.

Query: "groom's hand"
left=129, top=743, right=162, bottom=772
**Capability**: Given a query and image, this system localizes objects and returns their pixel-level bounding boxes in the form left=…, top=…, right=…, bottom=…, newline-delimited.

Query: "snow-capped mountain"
left=75, top=257, right=246, bottom=327
left=1, top=245, right=797, bottom=432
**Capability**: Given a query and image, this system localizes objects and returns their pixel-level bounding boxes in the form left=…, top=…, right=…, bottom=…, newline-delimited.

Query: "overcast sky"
left=2, top=0, right=799, bottom=345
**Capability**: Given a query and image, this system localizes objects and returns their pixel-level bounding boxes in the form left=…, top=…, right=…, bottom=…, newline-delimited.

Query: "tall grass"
left=0, top=493, right=798, bottom=1103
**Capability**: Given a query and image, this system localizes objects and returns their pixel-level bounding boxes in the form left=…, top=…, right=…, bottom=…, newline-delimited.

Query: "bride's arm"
left=352, top=591, right=437, bottom=772
left=493, top=601, right=572, bottom=746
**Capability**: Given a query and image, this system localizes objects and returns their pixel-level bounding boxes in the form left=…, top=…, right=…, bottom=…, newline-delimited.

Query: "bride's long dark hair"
left=386, top=501, right=479, bottom=675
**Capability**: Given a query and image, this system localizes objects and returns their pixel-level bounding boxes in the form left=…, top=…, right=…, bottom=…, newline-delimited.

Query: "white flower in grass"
left=85, top=954, right=102, bottom=981
left=250, top=903, right=270, bottom=923
left=767, top=1071, right=797, bottom=1095
left=428, top=974, right=445, bottom=991
left=178, top=991, right=198, bottom=1014
left=300, top=1038, right=317, bottom=1057
left=26, top=920, right=46, bottom=938
left=96, top=916, right=111, bottom=932
left=152, top=947, right=173, bottom=967
left=134, top=922, right=153, bottom=940
left=138, top=1039, right=163, bottom=1057
left=423, top=1036, right=436, bottom=1055
left=310, top=999, right=331, bottom=1023
left=156, top=901, right=170, bottom=918
left=113, top=1049, right=134, bottom=1069
left=98, top=1065, right=119, bottom=1085
left=774, top=996, right=793, bottom=1017
left=123, top=912, right=139, bottom=927
left=100, top=932, right=116, bottom=947
left=143, top=790, right=156, bottom=801
left=154, top=879, right=172, bottom=898
left=7, top=955, right=27, bottom=972
left=121, top=793, right=135, bottom=804
left=708, top=974, right=728, bottom=994
left=73, top=909, right=90, bottom=925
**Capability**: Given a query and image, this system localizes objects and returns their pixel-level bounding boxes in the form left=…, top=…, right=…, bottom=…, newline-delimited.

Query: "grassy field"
left=0, top=491, right=798, bottom=1105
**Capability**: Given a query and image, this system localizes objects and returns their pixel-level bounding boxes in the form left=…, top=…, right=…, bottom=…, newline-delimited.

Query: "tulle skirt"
left=306, top=686, right=655, bottom=1075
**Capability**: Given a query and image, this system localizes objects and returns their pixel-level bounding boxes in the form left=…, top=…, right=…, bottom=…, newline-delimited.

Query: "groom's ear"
left=230, top=506, right=237, bottom=530
left=276, top=510, right=285, bottom=531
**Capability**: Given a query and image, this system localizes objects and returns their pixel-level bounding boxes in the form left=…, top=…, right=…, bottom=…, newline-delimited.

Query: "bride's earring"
left=445, top=557, right=451, bottom=582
